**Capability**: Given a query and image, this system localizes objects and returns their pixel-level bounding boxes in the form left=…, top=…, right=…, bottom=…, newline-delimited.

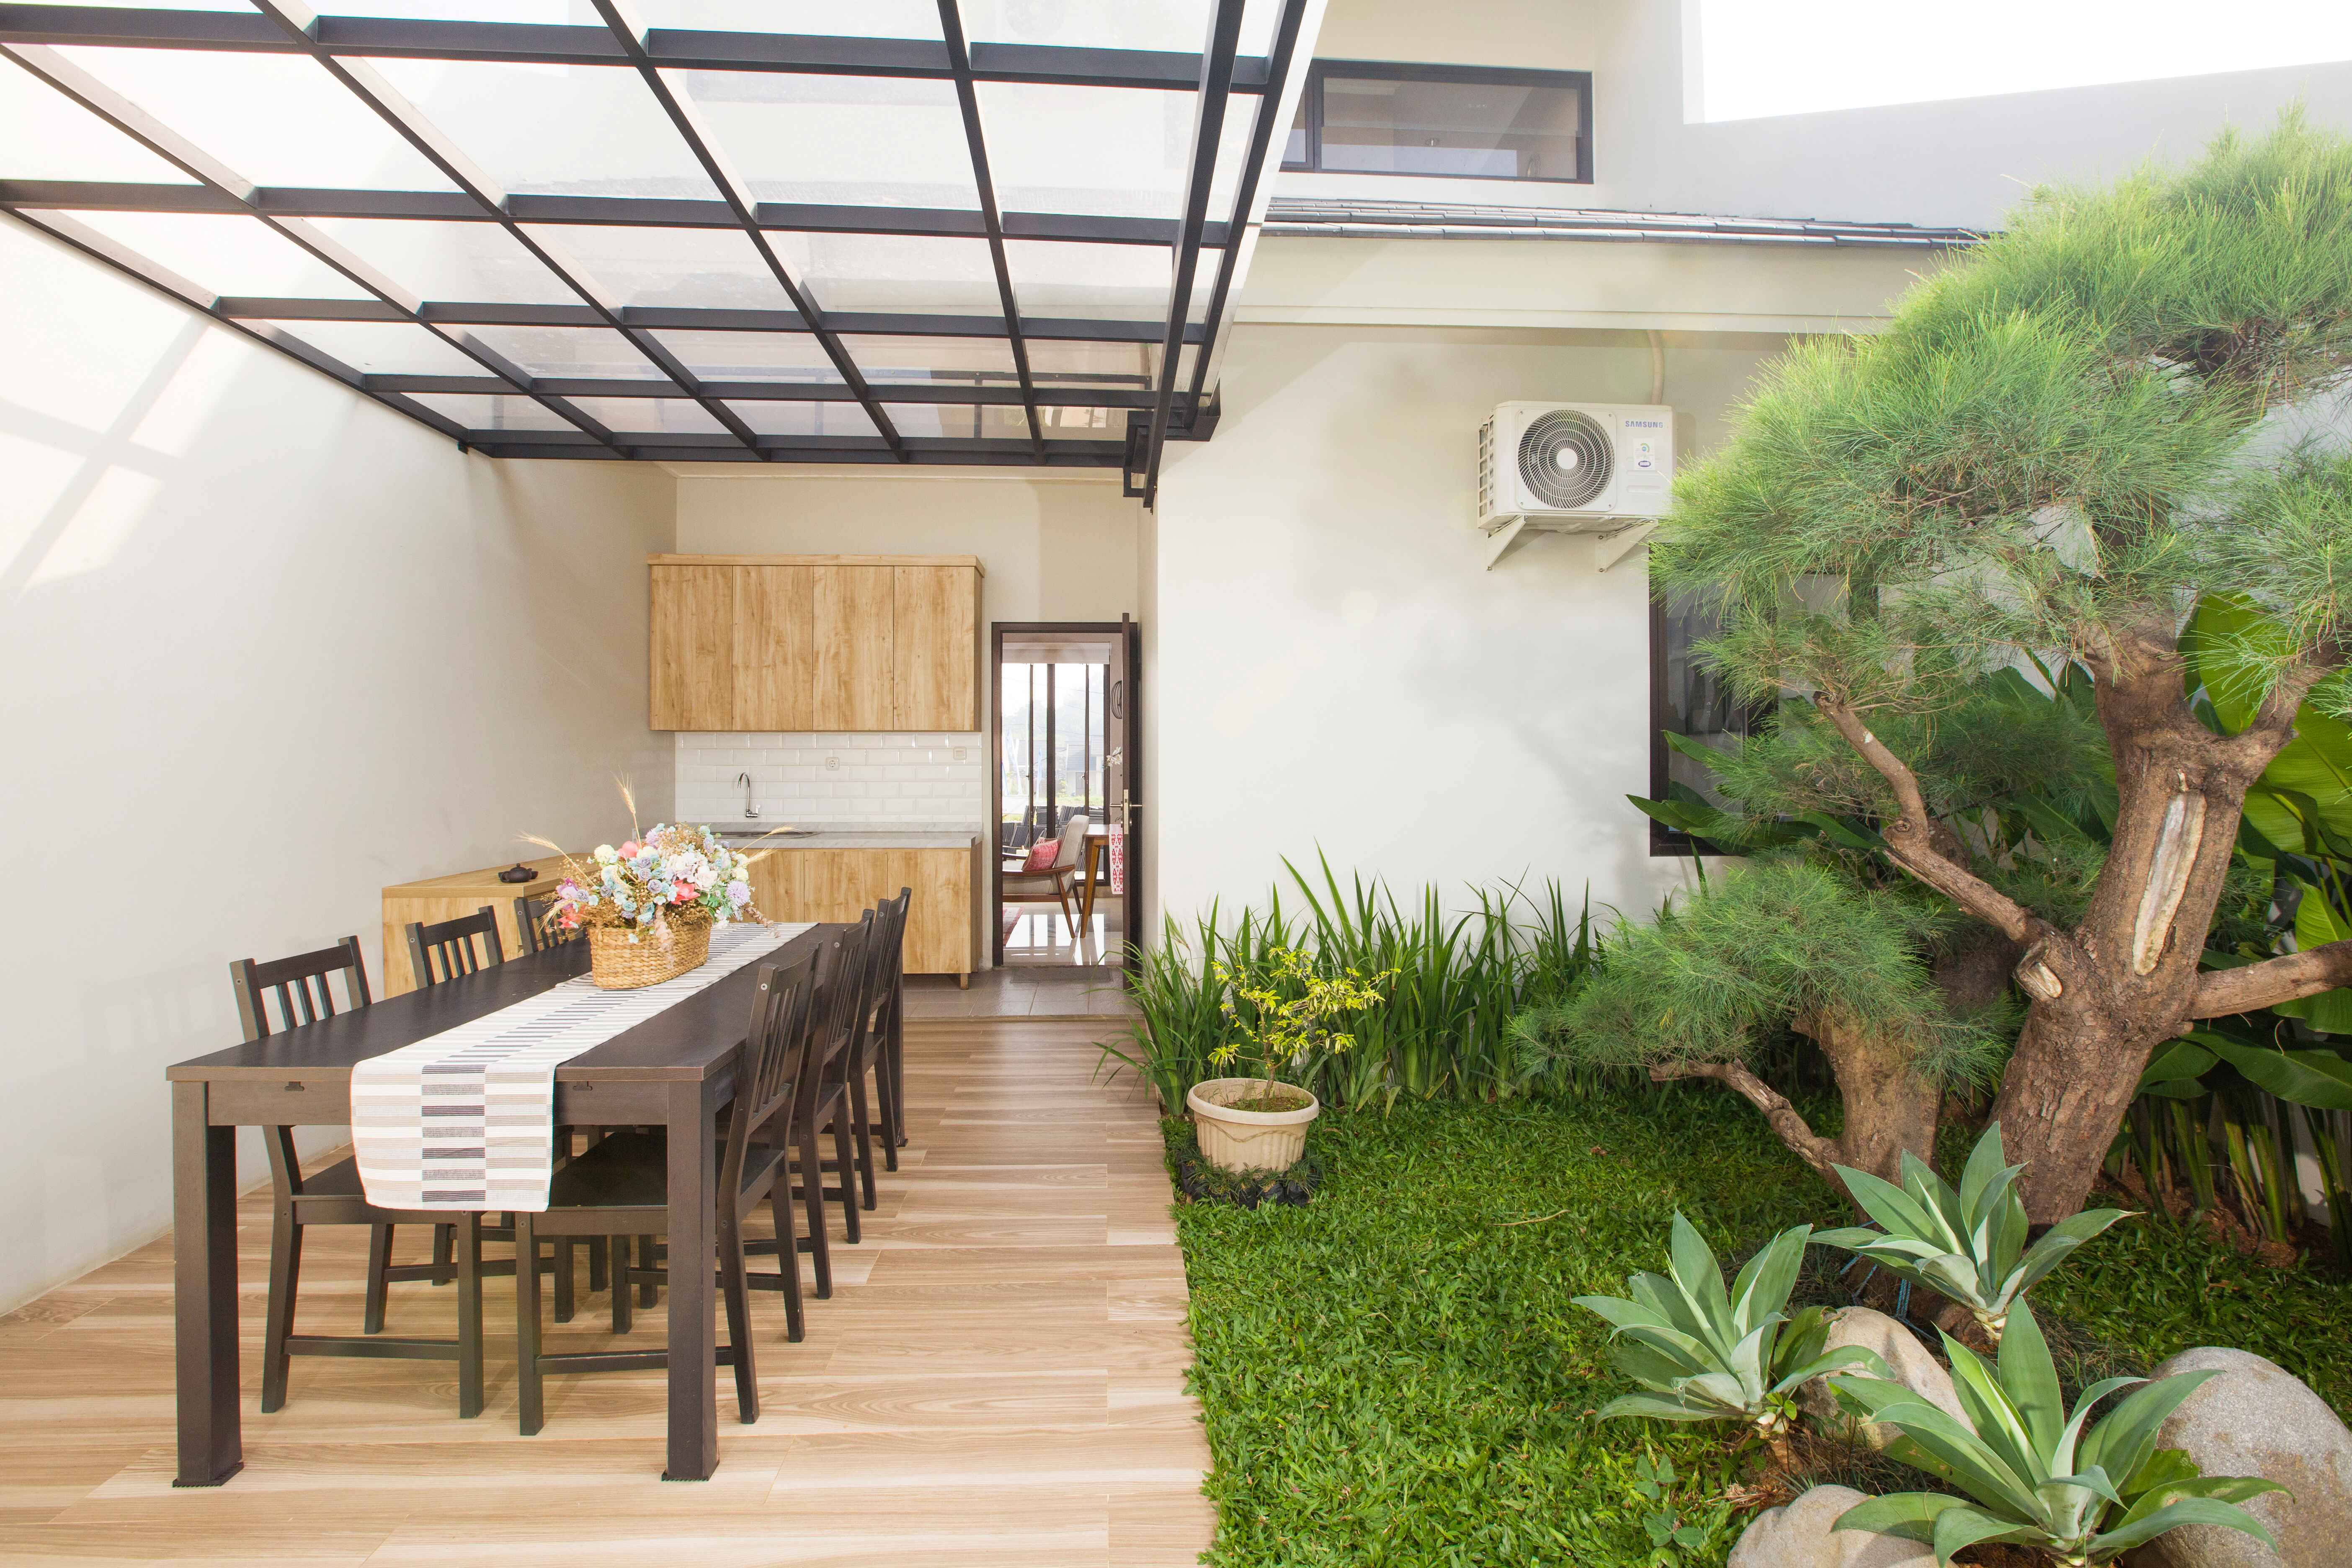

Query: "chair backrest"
left=810, top=915, right=873, bottom=1073
left=869, top=887, right=911, bottom=1019
left=230, top=937, right=371, bottom=1042
left=723, top=948, right=819, bottom=1190
left=406, top=905, right=504, bottom=989
left=513, top=893, right=578, bottom=955
left=1053, top=813, right=1091, bottom=870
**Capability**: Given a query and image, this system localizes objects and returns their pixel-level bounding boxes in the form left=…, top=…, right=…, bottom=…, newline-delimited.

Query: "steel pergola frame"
left=0, top=1, right=1318, bottom=480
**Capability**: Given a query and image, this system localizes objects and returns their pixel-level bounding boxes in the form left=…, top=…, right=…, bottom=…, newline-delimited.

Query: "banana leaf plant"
left=1814, top=1124, right=2130, bottom=1344
left=1830, top=1302, right=2282, bottom=1566
left=1573, top=1215, right=1881, bottom=1438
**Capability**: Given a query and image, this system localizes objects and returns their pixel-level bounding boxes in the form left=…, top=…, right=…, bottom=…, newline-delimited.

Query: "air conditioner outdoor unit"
left=1475, top=402, right=1674, bottom=570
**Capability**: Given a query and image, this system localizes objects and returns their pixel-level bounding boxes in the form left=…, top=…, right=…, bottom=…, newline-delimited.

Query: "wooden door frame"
left=990, top=620, right=1140, bottom=972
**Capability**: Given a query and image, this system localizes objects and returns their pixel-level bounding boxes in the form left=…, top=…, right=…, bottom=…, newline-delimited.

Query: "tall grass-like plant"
left=1574, top=1216, right=1880, bottom=1441
left=1831, top=1302, right=2281, bottom=1566
left=1815, top=1125, right=2130, bottom=1344
left=1100, top=857, right=1605, bottom=1111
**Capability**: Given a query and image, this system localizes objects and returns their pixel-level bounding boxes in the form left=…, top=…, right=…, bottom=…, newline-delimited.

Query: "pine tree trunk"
left=1988, top=640, right=2280, bottom=1222
left=1803, top=1011, right=1942, bottom=1182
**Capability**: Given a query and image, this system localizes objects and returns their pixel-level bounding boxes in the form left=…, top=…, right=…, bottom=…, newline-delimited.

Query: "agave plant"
left=1814, top=1124, right=2130, bottom=1343
left=1830, top=1300, right=2281, bottom=1565
left=1573, top=1215, right=1882, bottom=1437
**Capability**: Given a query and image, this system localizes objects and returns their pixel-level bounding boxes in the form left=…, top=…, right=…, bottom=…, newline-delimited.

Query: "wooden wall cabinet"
left=649, top=554, right=980, bottom=732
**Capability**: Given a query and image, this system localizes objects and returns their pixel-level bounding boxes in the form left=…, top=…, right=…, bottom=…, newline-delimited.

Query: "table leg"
left=1082, top=841, right=1101, bottom=922
left=172, top=1082, right=241, bottom=1486
left=663, top=1077, right=719, bottom=1481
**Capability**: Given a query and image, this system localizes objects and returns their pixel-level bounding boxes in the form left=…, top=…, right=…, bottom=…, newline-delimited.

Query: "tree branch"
left=1651, top=1061, right=1841, bottom=1181
left=1815, top=698, right=2052, bottom=946
left=2189, top=939, right=2352, bottom=1018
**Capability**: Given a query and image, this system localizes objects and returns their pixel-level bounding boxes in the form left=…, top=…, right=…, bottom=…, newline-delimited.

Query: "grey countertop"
left=714, top=826, right=978, bottom=851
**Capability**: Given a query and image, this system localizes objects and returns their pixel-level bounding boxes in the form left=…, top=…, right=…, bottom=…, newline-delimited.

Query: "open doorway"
left=991, top=619, right=1141, bottom=971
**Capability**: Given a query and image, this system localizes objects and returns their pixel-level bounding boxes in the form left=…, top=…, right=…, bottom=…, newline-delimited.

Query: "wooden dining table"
left=165, top=920, right=836, bottom=1488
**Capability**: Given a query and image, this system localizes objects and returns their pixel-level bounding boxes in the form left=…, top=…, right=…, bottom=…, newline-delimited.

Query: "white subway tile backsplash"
left=675, top=730, right=987, bottom=828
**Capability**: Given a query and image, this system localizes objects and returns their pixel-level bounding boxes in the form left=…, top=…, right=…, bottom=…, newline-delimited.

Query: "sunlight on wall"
left=1692, top=0, right=2352, bottom=122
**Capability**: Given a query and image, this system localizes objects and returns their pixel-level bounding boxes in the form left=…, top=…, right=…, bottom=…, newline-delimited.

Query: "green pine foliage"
left=1658, top=111, right=2352, bottom=726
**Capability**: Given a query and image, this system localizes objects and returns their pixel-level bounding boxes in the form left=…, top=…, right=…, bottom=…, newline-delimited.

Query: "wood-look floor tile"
left=0, top=1019, right=1207, bottom=1564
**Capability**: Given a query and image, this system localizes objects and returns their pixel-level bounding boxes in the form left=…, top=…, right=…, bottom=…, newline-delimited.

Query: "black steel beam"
left=240, top=0, right=764, bottom=458
left=1184, top=0, right=1314, bottom=420
left=1140, top=0, right=1246, bottom=508
left=0, top=8, right=1275, bottom=90
left=213, top=294, right=1211, bottom=346
left=360, top=374, right=1158, bottom=408
left=0, top=181, right=1226, bottom=245
left=587, top=0, right=905, bottom=461
left=937, top=0, right=1042, bottom=455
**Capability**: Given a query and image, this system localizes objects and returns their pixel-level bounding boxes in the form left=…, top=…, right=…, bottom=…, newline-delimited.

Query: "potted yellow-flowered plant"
left=1186, top=947, right=1392, bottom=1174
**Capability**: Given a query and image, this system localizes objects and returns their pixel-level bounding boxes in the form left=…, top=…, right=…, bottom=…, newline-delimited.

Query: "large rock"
left=2130, top=1347, right=2352, bottom=1568
left=1728, top=1485, right=1934, bottom=1568
left=1796, top=1307, right=1968, bottom=1451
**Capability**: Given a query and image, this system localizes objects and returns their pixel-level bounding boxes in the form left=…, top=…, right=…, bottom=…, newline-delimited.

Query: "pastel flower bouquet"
left=529, top=801, right=768, bottom=989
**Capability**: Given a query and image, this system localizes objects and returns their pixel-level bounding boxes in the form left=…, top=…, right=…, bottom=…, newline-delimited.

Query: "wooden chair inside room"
left=513, top=892, right=579, bottom=955
left=511, top=948, right=820, bottom=1434
left=228, top=938, right=487, bottom=1418
left=1002, top=811, right=1091, bottom=936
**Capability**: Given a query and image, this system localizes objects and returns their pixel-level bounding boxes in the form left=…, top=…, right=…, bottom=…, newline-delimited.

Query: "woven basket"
left=586, top=918, right=712, bottom=990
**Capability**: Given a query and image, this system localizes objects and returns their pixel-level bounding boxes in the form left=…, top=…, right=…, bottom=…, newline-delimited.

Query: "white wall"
left=0, top=219, right=675, bottom=1312
left=1291, top=0, right=2352, bottom=230
left=1150, top=325, right=1774, bottom=929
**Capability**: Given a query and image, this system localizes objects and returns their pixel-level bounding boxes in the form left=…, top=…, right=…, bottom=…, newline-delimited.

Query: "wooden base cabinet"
left=746, top=844, right=976, bottom=982
left=380, top=856, right=569, bottom=996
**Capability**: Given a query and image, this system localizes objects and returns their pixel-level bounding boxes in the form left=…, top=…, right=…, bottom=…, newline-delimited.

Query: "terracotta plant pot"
left=1186, top=1076, right=1320, bottom=1175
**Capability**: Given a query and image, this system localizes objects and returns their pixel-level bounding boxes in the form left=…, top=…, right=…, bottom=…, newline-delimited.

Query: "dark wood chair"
left=228, top=938, right=485, bottom=1418
left=512, top=947, right=821, bottom=1434
left=741, top=918, right=876, bottom=1301
left=862, top=887, right=913, bottom=1170
left=405, top=904, right=503, bottom=987
left=513, top=892, right=578, bottom=954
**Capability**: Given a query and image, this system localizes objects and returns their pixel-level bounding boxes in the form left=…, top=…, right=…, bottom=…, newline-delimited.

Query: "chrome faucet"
left=736, top=771, right=760, bottom=820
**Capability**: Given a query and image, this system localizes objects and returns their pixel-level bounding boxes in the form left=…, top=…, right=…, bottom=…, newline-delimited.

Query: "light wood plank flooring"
left=0, top=1019, right=1206, bottom=1567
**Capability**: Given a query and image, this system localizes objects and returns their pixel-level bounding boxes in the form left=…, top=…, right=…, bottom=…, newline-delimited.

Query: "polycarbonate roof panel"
left=0, top=0, right=1311, bottom=473
left=840, top=335, right=1021, bottom=386
left=975, top=82, right=1258, bottom=219
left=650, top=330, right=843, bottom=381
left=794, top=233, right=1003, bottom=317
left=306, top=217, right=577, bottom=304
left=962, top=0, right=1287, bottom=55
left=567, top=397, right=731, bottom=436
left=521, top=223, right=794, bottom=310
left=256, top=319, right=490, bottom=376
left=59, top=209, right=376, bottom=297
left=361, top=58, right=718, bottom=199
left=459, top=323, right=668, bottom=379
left=1005, top=237, right=1169, bottom=320
left=0, top=61, right=196, bottom=183
left=408, top=392, right=576, bottom=431
left=667, top=72, right=980, bottom=210
left=54, top=48, right=461, bottom=191
left=1024, top=338, right=1158, bottom=389
left=634, top=1, right=943, bottom=39
left=727, top=401, right=884, bottom=438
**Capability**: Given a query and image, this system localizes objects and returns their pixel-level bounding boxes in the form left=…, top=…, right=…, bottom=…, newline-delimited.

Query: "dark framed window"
left=1283, top=60, right=1594, bottom=183
left=1649, top=590, right=1757, bottom=855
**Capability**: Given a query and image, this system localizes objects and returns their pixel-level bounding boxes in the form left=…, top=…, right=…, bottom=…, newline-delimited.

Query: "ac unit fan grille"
left=1518, top=408, right=1612, bottom=509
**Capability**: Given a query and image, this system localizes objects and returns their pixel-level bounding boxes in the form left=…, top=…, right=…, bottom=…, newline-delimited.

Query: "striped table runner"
left=351, top=921, right=814, bottom=1212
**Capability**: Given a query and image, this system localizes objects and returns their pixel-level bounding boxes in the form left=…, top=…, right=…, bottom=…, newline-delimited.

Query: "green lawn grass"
left=1169, top=1091, right=2352, bottom=1568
